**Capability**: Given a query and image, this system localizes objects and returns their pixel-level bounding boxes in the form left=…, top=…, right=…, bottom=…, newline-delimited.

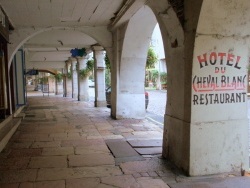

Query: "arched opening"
left=145, top=23, right=167, bottom=125
left=111, top=5, right=158, bottom=119
left=9, top=28, right=110, bottom=110
left=110, top=1, right=186, bottom=165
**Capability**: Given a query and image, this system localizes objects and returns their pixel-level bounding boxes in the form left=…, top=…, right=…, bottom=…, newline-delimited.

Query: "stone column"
left=62, top=67, right=67, bottom=97
left=70, top=58, right=78, bottom=99
left=77, top=56, right=89, bottom=101
left=65, top=61, right=72, bottom=97
left=55, top=78, right=58, bottom=95
left=34, top=75, right=38, bottom=91
left=92, top=46, right=106, bottom=107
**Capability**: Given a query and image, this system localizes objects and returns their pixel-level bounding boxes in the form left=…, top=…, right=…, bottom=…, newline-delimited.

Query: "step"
left=0, top=117, right=22, bottom=152
left=13, top=106, right=25, bottom=119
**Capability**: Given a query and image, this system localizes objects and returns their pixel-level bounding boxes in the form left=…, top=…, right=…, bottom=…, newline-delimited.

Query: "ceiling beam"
left=108, top=0, right=146, bottom=30
left=26, top=61, right=66, bottom=69
left=24, top=43, right=91, bottom=49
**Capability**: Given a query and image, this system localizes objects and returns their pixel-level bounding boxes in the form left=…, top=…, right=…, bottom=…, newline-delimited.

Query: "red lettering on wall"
left=197, top=52, right=242, bottom=69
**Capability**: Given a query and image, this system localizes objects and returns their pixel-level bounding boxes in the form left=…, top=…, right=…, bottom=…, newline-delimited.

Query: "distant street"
left=89, top=88, right=166, bottom=125
left=146, top=90, right=166, bottom=125
left=146, top=90, right=166, bottom=116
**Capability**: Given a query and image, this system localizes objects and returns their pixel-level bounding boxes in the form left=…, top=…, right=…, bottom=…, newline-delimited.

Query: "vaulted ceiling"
left=1, top=0, right=124, bottom=27
left=0, top=0, right=126, bottom=71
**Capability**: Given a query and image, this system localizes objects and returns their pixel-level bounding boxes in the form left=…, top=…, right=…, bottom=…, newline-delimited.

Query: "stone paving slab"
left=49, top=132, right=68, bottom=139
left=0, top=183, right=19, bottom=188
left=42, top=147, right=74, bottom=156
left=134, top=147, right=162, bottom=155
left=37, top=166, right=123, bottom=181
left=87, top=135, right=103, bottom=139
left=8, top=148, right=42, bottom=157
left=11, top=141, right=33, bottom=149
left=115, top=156, right=145, bottom=166
left=136, top=177, right=170, bottom=188
left=29, top=156, right=67, bottom=168
left=106, top=139, right=139, bottom=158
left=120, top=158, right=172, bottom=175
left=19, top=180, right=65, bottom=188
left=68, top=154, right=115, bottom=167
left=0, top=157, right=30, bottom=170
left=101, top=175, right=136, bottom=187
left=18, top=133, right=50, bottom=141
left=128, top=139, right=163, bottom=147
left=66, top=178, right=100, bottom=188
left=75, top=145, right=110, bottom=155
left=28, top=106, right=58, bottom=110
left=61, top=139, right=105, bottom=147
left=0, top=169, right=37, bottom=183
left=168, top=176, right=250, bottom=188
left=122, top=133, right=162, bottom=140
left=103, top=135, right=124, bottom=140
left=1, top=95, right=249, bottom=188
left=132, top=131, right=163, bottom=136
left=31, top=141, right=61, bottom=148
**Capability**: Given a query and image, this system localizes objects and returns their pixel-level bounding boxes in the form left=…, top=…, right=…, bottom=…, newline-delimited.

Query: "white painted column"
left=55, top=78, right=58, bottom=95
left=92, top=46, right=106, bottom=107
left=70, top=58, right=78, bottom=99
left=62, top=67, right=67, bottom=97
left=14, top=50, right=25, bottom=105
left=188, top=1, right=249, bottom=176
left=65, top=61, right=72, bottom=97
left=77, top=56, right=89, bottom=101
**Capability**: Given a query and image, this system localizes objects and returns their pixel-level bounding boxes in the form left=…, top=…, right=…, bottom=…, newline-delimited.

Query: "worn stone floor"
left=0, top=94, right=250, bottom=188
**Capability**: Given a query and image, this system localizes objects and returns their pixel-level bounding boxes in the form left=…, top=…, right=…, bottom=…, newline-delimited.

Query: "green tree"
left=55, top=73, right=63, bottom=82
left=105, top=54, right=111, bottom=87
left=160, top=72, right=167, bottom=84
left=146, top=47, right=158, bottom=68
left=105, top=54, right=111, bottom=70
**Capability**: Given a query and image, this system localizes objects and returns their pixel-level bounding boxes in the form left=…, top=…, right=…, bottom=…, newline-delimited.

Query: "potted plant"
left=55, top=73, right=63, bottom=83
left=160, top=72, right=167, bottom=89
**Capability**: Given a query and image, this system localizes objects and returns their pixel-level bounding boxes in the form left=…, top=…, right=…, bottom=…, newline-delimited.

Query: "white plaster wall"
left=66, top=78, right=72, bottom=97
left=190, top=120, right=248, bottom=175
left=71, top=60, right=78, bottom=99
left=78, top=57, right=89, bottom=101
left=190, top=0, right=250, bottom=176
left=15, top=51, right=25, bottom=105
left=93, top=47, right=106, bottom=106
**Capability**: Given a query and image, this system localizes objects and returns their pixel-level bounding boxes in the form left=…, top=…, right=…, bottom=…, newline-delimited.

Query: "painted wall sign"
left=192, top=51, right=247, bottom=106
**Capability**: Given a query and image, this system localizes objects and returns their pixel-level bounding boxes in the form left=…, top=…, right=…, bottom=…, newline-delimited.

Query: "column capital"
left=68, top=57, right=77, bottom=63
left=65, top=60, right=71, bottom=65
left=76, top=55, right=89, bottom=61
left=92, top=45, right=104, bottom=51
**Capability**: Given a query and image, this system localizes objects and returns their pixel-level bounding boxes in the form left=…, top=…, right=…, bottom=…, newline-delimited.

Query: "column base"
left=95, top=100, right=107, bottom=107
left=72, top=93, right=78, bottom=99
left=65, top=92, right=71, bottom=97
left=78, top=95, right=89, bottom=101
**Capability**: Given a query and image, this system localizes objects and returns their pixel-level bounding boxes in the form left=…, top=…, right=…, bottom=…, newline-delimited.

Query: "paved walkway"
left=0, top=93, right=250, bottom=187
left=146, top=90, right=167, bottom=117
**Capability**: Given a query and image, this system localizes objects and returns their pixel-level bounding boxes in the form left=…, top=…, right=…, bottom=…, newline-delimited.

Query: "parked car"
left=88, top=80, right=95, bottom=87
left=105, top=86, right=149, bottom=109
